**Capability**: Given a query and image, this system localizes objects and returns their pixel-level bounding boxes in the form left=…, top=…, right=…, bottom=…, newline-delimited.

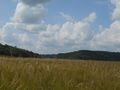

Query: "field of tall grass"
left=0, top=57, right=120, bottom=90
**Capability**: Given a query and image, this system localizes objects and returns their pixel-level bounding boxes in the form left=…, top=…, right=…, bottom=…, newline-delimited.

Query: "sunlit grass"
left=0, top=57, right=120, bottom=90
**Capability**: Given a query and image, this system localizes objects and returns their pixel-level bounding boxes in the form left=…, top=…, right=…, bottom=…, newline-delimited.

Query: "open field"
left=0, top=57, right=120, bottom=90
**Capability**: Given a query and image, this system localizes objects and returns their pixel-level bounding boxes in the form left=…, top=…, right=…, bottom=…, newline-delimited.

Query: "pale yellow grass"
left=0, top=57, right=120, bottom=90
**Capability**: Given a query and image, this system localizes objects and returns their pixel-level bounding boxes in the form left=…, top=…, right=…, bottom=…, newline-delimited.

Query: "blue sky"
left=0, top=0, right=16, bottom=25
left=0, top=0, right=111, bottom=26
left=45, top=0, right=111, bottom=25
left=0, top=0, right=120, bottom=54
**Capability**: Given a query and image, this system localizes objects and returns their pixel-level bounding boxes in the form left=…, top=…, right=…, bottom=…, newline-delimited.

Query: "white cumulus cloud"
left=60, top=12, right=74, bottom=22
left=1, top=0, right=120, bottom=54
left=0, top=11, right=96, bottom=54
left=12, top=2, right=45, bottom=24
left=20, top=0, right=50, bottom=6
left=111, top=0, right=120, bottom=20
left=91, top=0, right=120, bottom=52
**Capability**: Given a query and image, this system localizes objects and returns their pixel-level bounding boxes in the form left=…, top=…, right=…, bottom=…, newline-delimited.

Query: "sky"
left=0, top=0, right=120, bottom=54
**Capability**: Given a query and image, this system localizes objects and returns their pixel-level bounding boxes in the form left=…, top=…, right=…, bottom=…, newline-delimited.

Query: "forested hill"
left=0, top=43, right=120, bottom=60
left=0, top=43, right=41, bottom=58
left=42, top=50, right=120, bottom=61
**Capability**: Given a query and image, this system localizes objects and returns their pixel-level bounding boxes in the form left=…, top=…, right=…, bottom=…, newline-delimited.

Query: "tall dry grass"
left=0, top=57, right=120, bottom=90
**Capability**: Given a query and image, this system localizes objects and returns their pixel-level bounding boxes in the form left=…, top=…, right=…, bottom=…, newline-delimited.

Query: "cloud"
left=0, top=11, right=96, bottom=54
left=60, top=12, right=74, bottom=22
left=111, top=0, right=120, bottom=20
left=0, top=0, right=97, bottom=54
left=83, top=12, right=96, bottom=23
left=20, top=0, right=50, bottom=6
left=33, top=12, right=96, bottom=53
left=2, top=0, right=120, bottom=54
left=0, top=28, right=5, bottom=43
left=12, top=2, right=45, bottom=24
left=91, top=21, right=120, bottom=51
left=91, top=0, right=120, bottom=52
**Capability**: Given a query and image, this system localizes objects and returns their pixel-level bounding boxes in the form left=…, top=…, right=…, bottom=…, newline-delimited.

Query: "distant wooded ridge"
left=42, top=50, right=120, bottom=61
left=0, top=43, right=40, bottom=58
left=0, top=43, right=120, bottom=61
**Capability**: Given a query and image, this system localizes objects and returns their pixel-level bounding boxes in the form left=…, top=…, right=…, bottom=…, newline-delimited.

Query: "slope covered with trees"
left=0, top=43, right=120, bottom=60
left=0, top=43, right=41, bottom=58
left=56, top=50, right=120, bottom=61
left=42, top=50, right=120, bottom=61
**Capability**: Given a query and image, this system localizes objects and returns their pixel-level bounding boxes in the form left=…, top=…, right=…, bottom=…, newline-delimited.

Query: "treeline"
left=0, top=43, right=41, bottom=58
left=1, top=43, right=120, bottom=60
left=42, top=50, right=120, bottom=61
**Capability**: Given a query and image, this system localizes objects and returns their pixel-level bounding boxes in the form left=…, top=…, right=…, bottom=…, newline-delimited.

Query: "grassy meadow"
left=0, top=57, right=120, bottom=90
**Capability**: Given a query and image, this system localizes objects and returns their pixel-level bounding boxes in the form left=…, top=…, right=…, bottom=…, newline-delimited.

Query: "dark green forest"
left=0, top=43, right=41, bottom=58
left=0, top=43, right=120, bottom=60
left=57, top=50, right=120, bottom=61
left=42, top=50, right=120, bottom=61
